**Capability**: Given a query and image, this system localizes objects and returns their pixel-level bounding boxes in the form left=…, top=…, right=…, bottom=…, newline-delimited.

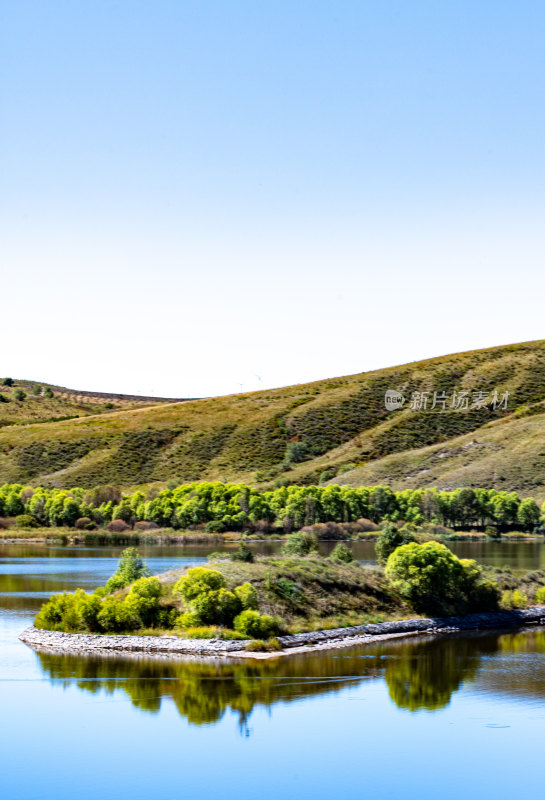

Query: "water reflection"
left=32, top=629, right=545, bottom=727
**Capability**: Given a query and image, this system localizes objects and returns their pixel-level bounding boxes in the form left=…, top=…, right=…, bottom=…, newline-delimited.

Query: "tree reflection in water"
left=33, top=630, right=545, bottom=727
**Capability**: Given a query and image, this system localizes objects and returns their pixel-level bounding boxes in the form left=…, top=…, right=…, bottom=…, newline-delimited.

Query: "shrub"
left=282, top=530, right=318, bottom=556
left=176, top=611, right=201, bottom=628
left=75, top=517, right=95, bottom=530
left=283, top=441, right=309, bottom=464
left=234, top=582, right=258, bottom=610
left=245, top=638, right=282, bottom=652
left=192, top=588, right=241, bottom=625
left=15, top=514, right=38, bottom=529
left=233, top=609, right=278, bottom=638
left=502, top=589, right=528, bottom=609
left=319, top=469, right=336, bottom=483
left=329, top=542, right=354, bottom=563
left=536, top=587, right=545, bottom=605
left=32, top=385, right=42, bottom=395
left=104, top=547, right=151, bottom=593
left=2, top=377, right=13, bottom=386
left=181, top=626, right=245, bottom=640
left=97, top=597, right=139, bottom=632
left=205, top=520, right=225, bottom=533
left=106, top=519, right=131, bottom=533
left=35, top=590, right=102, bottom=632
left=385, top=541, right=499, bottom=616
left=231, top=542, right=254, bottom=562
left=133, top=520, right=159, bottom=531
left=338, top=463, right=356, bottom=475
left=43, top=387, right=54, bottom=398
left=356, top=518, right=379, bottom=532
left=0, top=393, right=9, bottom=403
left=104, top=402, right=114, bottom=409
left=376, top=523, right=415, bottom=565
left=174, top=567, right=226, bottom=600
left=13, top=389, right=26, bottom=402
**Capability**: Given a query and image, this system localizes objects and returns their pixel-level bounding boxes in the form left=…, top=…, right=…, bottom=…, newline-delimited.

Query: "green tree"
left=385, top=541, right=498, bottom=616
left=13, top=388, right=26, bottom=401
left=517, top=498, right=540, bottom=530
left=2, top=377, right=13, bottom=386
left=104, top=548, right=151, bottom=593
left=375, top=523, right=415, bottom=565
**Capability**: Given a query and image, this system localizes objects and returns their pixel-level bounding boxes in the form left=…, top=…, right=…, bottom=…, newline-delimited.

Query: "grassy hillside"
left=0, top=378, right=185, bottom=426
left=330, top=412, right=545, bottom=501
left=2, top=340, right=545, bottom=493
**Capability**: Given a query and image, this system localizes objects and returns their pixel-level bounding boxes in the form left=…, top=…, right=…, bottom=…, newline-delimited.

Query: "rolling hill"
left=2, top=340, right=545, bottom=498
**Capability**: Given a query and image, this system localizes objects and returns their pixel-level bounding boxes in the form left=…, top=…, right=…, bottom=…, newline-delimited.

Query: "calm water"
left=2, top=541, right=545, bottom=800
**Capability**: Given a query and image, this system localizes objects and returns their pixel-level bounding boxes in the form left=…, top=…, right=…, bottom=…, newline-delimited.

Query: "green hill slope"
left=2, top=340, right=545, bottom=493
left=0, top=379, right=186, bottom=426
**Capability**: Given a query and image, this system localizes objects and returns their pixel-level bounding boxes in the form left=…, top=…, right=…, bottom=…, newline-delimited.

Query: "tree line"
left=0, top=482, right=543, bottom=533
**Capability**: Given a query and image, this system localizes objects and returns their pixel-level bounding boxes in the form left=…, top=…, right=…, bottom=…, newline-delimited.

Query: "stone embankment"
left=19, top=606, right=545, bottom=659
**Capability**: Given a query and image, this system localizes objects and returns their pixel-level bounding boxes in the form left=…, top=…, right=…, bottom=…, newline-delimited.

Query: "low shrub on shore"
left=329, top=542, right=354, bottom=563
left=282, top=531, right=318, bottom=556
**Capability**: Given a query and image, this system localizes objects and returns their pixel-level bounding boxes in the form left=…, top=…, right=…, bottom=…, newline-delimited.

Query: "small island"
left=20, top=529, right=545, bottom=658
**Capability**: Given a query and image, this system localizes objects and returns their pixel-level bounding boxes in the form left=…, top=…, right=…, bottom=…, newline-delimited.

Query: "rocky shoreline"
left=19, top=606, right=545, bottom=660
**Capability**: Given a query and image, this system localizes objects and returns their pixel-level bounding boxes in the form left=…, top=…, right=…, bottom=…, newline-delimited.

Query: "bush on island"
left=233, top=609, right=279, bottom=638
left=104, top=547, right=151, bottom=593
left=385, top=541, right=499, bottom=616
left=174, top=567, right=262, bottom=631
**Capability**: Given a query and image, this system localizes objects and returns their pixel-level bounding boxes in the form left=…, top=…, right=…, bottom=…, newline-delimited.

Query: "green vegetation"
left=3, top=341, right=545, bottom=492
left=1, top=482, right=544, bottom=537
left=0, top=378, right=177, bottom=428
left=385, top=541, right=499, bottom=616
left=34, top=534, right=545, bottom=641
left=329, top=542, right=354, bottom=563
left=34, top=547, right=409, bottom=636
left=282, top=530, right=319, bottom=556
left=375, top=523, right=416, bottom=565
left=103, top=547, right=151, bottom=593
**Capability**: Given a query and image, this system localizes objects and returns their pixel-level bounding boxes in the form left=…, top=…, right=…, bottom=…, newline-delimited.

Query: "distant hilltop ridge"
left=8, top=379, right=194, bottom=404
left=2, top=339, right=545, bottom=498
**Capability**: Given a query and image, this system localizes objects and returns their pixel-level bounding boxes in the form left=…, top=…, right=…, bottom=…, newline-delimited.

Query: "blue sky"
left=2, top=1, right=545, bottom=397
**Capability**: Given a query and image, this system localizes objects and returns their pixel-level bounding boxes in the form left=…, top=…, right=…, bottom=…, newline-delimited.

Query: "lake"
left=1, top=540, right=545, bottom=799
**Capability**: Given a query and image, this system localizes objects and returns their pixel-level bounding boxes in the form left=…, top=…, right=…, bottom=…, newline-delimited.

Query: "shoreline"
left=19, top=606, right=545, bottom=660
left=1, top=533, right=542, bottom=546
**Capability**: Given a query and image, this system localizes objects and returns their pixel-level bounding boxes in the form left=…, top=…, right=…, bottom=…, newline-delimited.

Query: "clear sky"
left=2, top=1, right=545, bottom=397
